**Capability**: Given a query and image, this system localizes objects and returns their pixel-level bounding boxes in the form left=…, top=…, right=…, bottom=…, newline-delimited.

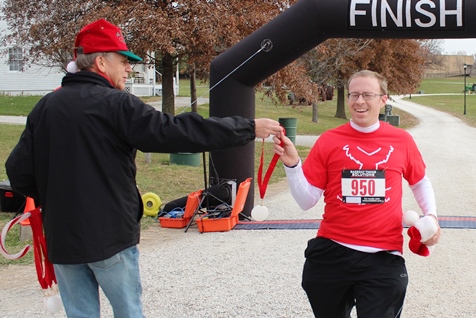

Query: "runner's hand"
left=273, top=132, right=300, bottom=167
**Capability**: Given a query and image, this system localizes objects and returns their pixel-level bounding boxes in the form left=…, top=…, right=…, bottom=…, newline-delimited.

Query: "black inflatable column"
left=209, top=0, right=325, bottom=215
left=210, top=0, right=474, bottom=216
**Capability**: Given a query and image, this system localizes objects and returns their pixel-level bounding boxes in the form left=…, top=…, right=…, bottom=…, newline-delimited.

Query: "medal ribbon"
left=0, top=207, right=56, bottom=289
left=257, top=128, right=285, bottom=200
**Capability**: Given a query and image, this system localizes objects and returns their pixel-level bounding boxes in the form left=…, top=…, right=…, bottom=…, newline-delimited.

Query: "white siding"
left=0, top=2, right=162, bottom=97
left=0, top=64, right=65, bottom=95
left=0, top=2, right=64, bottom=95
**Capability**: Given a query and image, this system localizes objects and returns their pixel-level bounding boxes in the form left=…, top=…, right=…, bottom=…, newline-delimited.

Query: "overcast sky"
left=441, top=39, right=476, bottom=55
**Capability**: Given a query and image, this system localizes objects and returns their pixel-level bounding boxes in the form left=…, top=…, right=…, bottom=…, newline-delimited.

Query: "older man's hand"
left=254, top=118, right=283, bottom=139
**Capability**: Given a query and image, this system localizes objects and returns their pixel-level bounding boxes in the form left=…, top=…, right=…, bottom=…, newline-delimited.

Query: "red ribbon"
left=29, top=207, right=57, bottom=289
left=0, top=207, right=56, bottom=289
left=257, top=128, right=285, bottom=200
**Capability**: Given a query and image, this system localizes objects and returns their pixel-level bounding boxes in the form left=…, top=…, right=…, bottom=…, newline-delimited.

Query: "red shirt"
left=303, top=122, right=426, bottom=253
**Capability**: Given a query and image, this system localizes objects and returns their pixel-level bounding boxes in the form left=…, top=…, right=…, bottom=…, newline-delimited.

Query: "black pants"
left=302, top=237, right=408, bottom=318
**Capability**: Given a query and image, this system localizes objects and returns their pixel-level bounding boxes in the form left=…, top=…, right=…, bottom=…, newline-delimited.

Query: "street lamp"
left=464, top=63, right=467, bottom=115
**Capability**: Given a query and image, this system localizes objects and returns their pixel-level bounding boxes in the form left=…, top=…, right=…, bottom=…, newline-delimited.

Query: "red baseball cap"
left=74, top=19, right=142, bottom=62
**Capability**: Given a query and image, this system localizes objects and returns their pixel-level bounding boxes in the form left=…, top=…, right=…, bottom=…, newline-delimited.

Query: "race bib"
left=341, top=170, right=385, bottom=204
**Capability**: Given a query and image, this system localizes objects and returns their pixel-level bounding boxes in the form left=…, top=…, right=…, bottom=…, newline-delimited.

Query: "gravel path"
left=1, top=96, right=476, bottom=317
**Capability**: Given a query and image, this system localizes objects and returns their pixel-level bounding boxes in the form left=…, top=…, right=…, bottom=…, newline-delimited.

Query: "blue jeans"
left=54, top=245, right=144, bottom=318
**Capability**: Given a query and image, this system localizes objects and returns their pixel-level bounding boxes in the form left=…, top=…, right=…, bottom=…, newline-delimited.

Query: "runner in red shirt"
left=273, top=70, right=440, bottom=318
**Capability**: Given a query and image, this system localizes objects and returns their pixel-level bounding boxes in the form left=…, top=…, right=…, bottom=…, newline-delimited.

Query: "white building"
left=125, top=52, right=179, bottom=97
left=125, top=58, right=168, bottom=97
left=0, top=1, right=172, bottom=97
left=0, top=1, right=64, bottom=95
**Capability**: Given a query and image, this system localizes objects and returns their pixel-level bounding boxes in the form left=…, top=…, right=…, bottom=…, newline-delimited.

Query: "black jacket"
left=5, top=71, right=256, bottom=264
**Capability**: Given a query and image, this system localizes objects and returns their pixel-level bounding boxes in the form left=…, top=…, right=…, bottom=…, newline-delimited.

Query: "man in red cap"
left=66, top=18, right=143, bottom=91
left=6, top=19, right=282, bottom=317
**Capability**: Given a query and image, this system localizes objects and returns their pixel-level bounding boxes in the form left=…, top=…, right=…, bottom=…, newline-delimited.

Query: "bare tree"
left=281, top=39, right=374, bottom=121
left=298, top=38, right=426, bottom=119
left=2, top=1, right=426, bottom=123
left=419, top=39, right=445, bottom=71
left=1, top=0, right=297, bottom=115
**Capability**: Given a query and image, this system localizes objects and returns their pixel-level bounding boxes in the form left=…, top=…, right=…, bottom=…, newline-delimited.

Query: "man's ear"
left=93, top=55, right=107, bottom=73
left=380, top=94, right=389, bottom=108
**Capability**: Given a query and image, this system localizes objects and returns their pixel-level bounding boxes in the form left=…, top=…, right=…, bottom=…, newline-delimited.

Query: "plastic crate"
left=195, top=215, right=238, bottom=233
left=159, top=190, right=202, bottom=229
left=158, top=216, right=190, bottom=229
left=195, top=178, right=251, bottom=233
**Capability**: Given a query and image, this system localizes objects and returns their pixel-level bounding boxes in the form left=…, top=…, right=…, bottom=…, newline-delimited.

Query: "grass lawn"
left=0, top=76, right=456, bottom=266
left=405, top=76, right=476, bottom=127
left=415, top=76, right=468, bottom=94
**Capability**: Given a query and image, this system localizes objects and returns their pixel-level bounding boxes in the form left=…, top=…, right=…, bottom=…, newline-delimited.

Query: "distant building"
left=424, top=55, right=474, bottom=78
left=0, top=1, right=173, bottom=97
left=123, top=53, right=179, bottom=97
left=0, top=1, right=64, bottom=95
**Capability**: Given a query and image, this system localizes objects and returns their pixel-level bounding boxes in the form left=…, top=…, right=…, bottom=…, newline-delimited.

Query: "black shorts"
left=302, top=237, right=408, bottom=318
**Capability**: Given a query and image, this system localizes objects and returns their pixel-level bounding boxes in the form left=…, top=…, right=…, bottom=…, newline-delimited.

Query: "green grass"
left=178, top=79, right=210, bottom=98
left=0, top=214, right=34, bottom=266
left=178, top=99, right=351, bottom=136
left=415, top=76, right=469, bottom=94
left=406, top=77, right=476, bottom=126
left=0, top=95, right=42, bottom=116
left=0, top=76, right=437, bottom=267
left=0, top=125, right=308, bottom=267
left=0, top=211, right=158, bottom=266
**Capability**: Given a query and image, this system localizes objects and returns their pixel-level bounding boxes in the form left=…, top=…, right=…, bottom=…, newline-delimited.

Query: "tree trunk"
left=161, top=52, right=175, bottom=115
left=334, top=86, right=347, bottom=119
left=312, top=101, right=319, bottom=123
left=190, top=64, right=198, bottom=113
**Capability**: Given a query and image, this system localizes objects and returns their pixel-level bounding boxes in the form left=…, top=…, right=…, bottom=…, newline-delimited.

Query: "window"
left=8, top=47, right=23, bottom=72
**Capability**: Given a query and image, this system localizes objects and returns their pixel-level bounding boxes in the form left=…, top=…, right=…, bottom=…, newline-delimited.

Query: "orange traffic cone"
left=20, top=197, right=35, bottom=226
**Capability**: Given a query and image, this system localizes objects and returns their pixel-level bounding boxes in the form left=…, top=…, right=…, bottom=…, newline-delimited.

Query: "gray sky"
left=442, top=39, right=476, bottom=55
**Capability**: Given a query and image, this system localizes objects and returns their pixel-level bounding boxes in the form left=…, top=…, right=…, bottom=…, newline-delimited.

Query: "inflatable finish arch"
left=209, top=0, right=473, bottom=215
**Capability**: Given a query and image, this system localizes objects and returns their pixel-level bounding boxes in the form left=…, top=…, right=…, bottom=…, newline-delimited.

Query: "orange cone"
left=20, top=197, right=35, bottom=226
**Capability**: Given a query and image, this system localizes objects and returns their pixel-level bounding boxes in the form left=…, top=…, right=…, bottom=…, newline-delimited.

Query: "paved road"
left=2, top=95, right=476, bottom=317
left=3, top=94, right=472, bottom=219
left=0, top=115, right=27, bottom=125
left=0, top=97, right=321, bottom=149
left=387, top=95, right=476, bottom=217
left=0, top=97, right=207, bottom=126
left=260, top=95, right=476, bottom=317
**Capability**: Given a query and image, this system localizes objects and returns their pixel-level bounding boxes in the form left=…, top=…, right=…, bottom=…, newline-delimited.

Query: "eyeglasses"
left=347, top=92, right=385, bottom=100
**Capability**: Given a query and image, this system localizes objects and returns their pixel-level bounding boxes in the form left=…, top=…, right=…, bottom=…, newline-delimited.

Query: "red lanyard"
left=29, top=208, right=57, bottom=289
left=257, top=128, right=285, bottom=200
left=0, top=207, right=56, bottom=289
